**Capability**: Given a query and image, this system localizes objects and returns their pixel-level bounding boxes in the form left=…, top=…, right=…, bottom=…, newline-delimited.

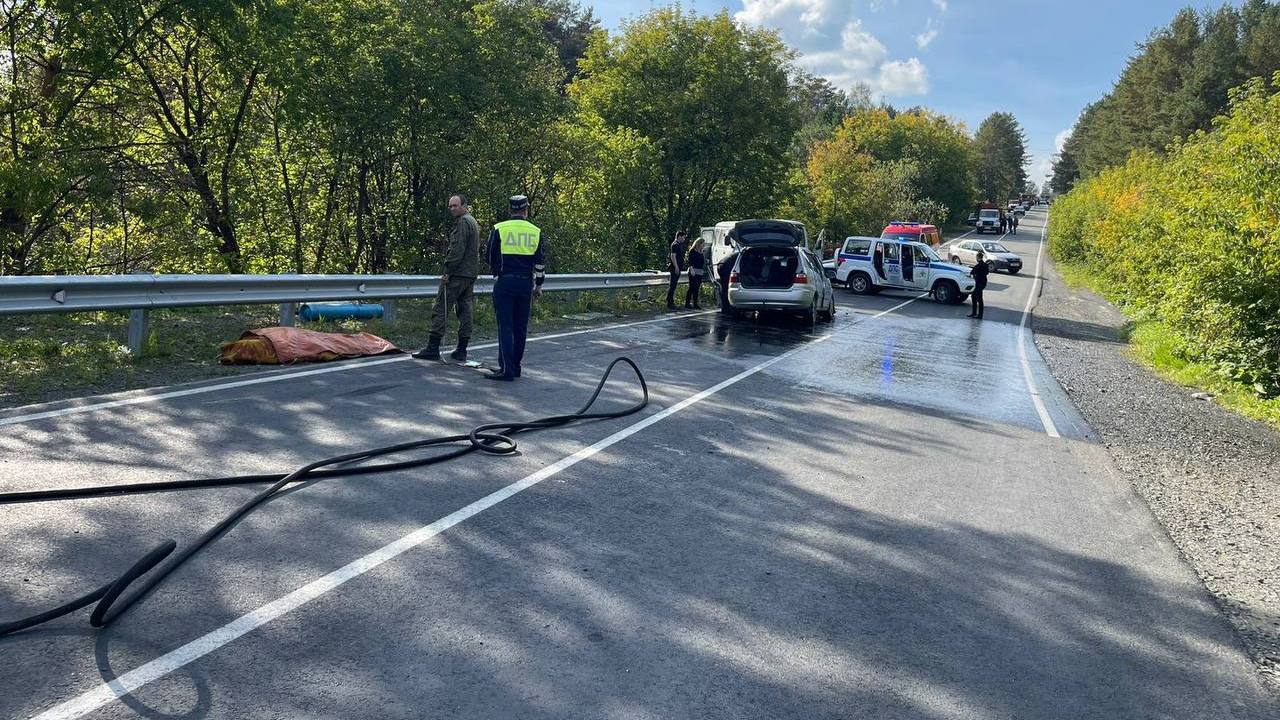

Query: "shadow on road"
left=0, top=309, right=1271, bottom=719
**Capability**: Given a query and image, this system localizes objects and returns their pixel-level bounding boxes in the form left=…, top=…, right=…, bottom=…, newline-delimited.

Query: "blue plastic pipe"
left=298, top=302, right=384, bottom=322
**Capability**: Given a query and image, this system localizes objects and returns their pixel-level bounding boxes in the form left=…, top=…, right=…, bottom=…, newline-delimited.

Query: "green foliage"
left=1048, top=74, right=1280, bottom=398
left=803, top=108, right=974, bottom=242
left=973, top=112, right=1028, bottom=202
left=1, top=1, right=992, bottom=278
left=1055, top=1, right=1280, bottom=187
left=1127, top=320, right=1280, bottom=428
left=569, top=8, right=799, bottom=266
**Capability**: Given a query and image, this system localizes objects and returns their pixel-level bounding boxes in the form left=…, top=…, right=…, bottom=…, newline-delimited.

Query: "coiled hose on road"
left=0, top=357, right=649, bottom=638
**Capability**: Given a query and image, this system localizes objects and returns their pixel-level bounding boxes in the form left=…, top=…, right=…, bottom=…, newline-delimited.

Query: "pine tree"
left=973, top=113, right=1028, bottom=202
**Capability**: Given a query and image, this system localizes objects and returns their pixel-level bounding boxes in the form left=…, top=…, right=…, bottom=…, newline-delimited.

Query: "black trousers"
left=666, top=268, right=681, bottom=306
left=493, top=275, right=532, bottom=377
left=684, top=273, right=703, bottom=307
left=971, top=286, right=985, bottom=317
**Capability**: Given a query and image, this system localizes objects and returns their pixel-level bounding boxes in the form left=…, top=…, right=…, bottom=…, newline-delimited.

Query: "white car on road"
left=835, top=236, right=975, bottom=304
left=948, top=239, right=1024, bottom=274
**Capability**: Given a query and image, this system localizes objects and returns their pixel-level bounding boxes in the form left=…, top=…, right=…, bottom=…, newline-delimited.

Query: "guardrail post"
left=127, top=308, right=149, bottom=357
left=279, top=302, right=295, bottom=327
left=381, top=299, right=397, bottom=325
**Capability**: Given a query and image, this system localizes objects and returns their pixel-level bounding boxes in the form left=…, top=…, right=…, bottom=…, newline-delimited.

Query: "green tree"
left=1059, top=2, right=1280, bottom=182
left=570, top=8, right=799, bottom=266
left=973, top=112, right=1028, bottom=202
left=1242, top=0, right=1280, bottom=77
left=0, top=0, right=157, bottom=274
left=532, top=0, right=600, bottom=86
left=879, top=109, right=975, bottom=222
left=1050, top=147, right=1079, bottom=195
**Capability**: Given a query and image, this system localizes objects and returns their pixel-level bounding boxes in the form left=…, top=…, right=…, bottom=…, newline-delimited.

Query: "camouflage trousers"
left=429, top=275, right=475, bottom=341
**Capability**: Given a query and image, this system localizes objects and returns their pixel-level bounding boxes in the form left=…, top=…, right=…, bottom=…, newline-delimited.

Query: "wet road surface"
left=1, top=210, right=1275, bottom=719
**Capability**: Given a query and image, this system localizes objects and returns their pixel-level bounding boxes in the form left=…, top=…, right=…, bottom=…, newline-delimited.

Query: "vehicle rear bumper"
left=729, top=286, right=816, bottom=309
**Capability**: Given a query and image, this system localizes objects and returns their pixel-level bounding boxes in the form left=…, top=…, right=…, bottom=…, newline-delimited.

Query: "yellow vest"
left=495, top=219, right=541, bottom=256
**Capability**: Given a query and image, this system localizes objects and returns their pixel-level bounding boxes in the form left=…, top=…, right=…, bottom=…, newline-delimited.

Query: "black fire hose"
left=0, top=357, right=649, bottom=638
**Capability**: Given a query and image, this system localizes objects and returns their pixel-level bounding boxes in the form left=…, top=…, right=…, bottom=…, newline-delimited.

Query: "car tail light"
left=793, top=273, right=808, bottom=285
left=729, top=272, right=739, bottom=284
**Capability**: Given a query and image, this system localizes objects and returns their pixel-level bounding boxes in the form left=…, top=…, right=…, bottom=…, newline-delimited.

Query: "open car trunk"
left=738, top=246, right=799, bottom=289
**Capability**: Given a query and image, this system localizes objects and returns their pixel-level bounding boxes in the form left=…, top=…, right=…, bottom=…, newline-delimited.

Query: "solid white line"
left=1017, top=220, right=1061, bottom=438
left=30, top=295, right=926, bottom=720
left=0, top=310, right=716, bottom=428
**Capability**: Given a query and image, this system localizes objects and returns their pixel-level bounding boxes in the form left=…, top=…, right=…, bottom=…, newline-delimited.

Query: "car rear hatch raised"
left=731, top=219, right=806, bottom=248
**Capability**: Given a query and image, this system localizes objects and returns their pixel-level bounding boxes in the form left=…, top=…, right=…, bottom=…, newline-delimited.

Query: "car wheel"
left=950, top=255, right=961, bottom=265
left=1008, top=268, right=1020, bottom=275
left=986, top=260, right=996, bottom=272
left=803, top=301, right=817, bottom=327
left=848, top=272, right=873, bottom=295
left=933, top=280, right=958, bottom=305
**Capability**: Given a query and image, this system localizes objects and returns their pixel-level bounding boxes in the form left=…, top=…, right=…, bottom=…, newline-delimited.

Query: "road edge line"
left=1018, top=217, right=1061, bottom=438
left=0, top=310, right=716, bottom=428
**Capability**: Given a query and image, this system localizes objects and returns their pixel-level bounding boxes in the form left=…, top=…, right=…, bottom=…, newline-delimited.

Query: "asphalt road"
left=1, top=209, right=1275, bottom=719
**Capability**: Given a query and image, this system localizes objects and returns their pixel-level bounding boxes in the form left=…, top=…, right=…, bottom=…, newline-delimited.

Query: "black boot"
left=412, top=335, right=441, bottom=360
left=449, top=337, right=469, bottom=362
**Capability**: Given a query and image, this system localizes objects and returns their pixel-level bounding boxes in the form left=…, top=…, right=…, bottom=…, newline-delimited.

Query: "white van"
left=700, top=221, right=739, bottom=269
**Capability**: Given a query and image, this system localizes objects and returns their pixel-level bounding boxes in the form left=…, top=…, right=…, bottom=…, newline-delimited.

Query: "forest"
left=0, top=0, right=1030, bottom=278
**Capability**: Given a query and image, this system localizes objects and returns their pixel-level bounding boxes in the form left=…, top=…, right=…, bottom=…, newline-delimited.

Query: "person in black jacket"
left=684, top=238, right=707, bottom=309
left=666, top=231, right=689, bottom=310
left=968, top=251, right=989, bottom=319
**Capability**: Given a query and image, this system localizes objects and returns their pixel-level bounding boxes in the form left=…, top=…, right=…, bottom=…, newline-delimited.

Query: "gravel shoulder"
left=1033, top=252, right=1280, bottom=695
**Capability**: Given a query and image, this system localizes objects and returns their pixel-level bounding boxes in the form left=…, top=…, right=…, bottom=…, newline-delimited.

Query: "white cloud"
left=1030, top=156, right=1054, bottom=186
left=878, top=58, right=929, bottom=95
left=735, top=0, right=932, bottom=97
left=915, top=27, right=938, bottom=48
left=1054, top=126, right=1073, bottom=153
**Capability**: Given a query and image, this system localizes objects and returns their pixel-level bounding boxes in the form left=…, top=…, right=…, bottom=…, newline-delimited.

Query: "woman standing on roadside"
left=685, top=238, right=707, bottom=309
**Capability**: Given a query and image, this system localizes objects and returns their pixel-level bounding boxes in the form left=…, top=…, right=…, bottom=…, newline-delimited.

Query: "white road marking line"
left=1017, top=219, right=1061, bottom=438
left=0, top=310, right=716, bottom=428
left=31, top=295, right=926, bottom=720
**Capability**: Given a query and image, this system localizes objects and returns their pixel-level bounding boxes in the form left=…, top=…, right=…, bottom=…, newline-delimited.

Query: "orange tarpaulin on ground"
left=218, top=326, right=400, bottom=365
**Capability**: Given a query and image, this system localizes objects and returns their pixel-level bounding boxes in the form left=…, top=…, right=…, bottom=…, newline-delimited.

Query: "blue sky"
left=590, top=0, right=1214, bottom=189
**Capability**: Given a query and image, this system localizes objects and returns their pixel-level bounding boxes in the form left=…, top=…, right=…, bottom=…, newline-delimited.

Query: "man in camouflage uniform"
left=414, top=193, right=480, bottom=362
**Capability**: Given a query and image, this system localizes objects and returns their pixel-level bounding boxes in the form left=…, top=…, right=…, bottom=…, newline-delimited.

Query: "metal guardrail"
left=0, top=272, right=674, bottom=315
left=0, top=272, right=681, bottom=354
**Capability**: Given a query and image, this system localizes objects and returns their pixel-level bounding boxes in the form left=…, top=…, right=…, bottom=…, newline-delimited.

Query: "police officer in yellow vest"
left=485, top=195, right=546, bottom=381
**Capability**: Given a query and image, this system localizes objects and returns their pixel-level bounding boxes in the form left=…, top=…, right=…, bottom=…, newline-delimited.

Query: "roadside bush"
left=1048, top=74, right=1280, bottom=397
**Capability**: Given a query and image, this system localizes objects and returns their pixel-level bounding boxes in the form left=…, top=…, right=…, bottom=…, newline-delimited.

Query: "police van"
left=834, top=235, right=975, bottom=304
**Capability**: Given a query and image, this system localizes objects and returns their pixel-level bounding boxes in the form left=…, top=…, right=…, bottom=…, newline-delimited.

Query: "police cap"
left=509, top=195, right=529, bottom=211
